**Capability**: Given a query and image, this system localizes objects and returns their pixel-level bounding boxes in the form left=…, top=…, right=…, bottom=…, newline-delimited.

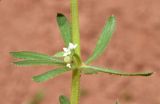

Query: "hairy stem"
left=70, top=0, right=81, bottom=104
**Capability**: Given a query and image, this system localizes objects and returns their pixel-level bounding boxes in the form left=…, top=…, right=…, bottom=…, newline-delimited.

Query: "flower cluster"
left=63, top=43, right=77, bottom=68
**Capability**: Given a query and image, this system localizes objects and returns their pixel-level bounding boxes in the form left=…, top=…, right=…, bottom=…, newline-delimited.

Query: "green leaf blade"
left=53, top=51, right=64, bottom=57
left=10, top=51, right=53, bottom=60
left=81, top=65, right=153, bottom=76
left=32, top=68, right=70, bottom=83
left=59, top=95, right=70, bottom=104
left=13, top=60, right=65, bottom=66
left=57, top=13, right=71, bottom=46
left=86, top=16, right=116, bottom=64
left=81, top=68, right=98, bottom=74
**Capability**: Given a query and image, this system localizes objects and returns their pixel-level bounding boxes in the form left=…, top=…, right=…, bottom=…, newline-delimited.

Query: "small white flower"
left=63, top=48, right=71, bottom=56
left=68, top=43, right=77, bottom=50
left=63, top=48, right=68, bottom=52
left=63, top=43, right=77, bottom=68
left=66, top=63, right=71, bottom=68
left=63, top=43, right=77, bottom=56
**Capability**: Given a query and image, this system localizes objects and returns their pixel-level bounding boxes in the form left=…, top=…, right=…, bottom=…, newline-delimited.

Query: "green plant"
left=10, top=0, right=153, bottom=104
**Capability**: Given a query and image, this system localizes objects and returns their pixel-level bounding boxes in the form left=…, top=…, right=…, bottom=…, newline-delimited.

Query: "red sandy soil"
left=0, top=0, right=160, bottom=104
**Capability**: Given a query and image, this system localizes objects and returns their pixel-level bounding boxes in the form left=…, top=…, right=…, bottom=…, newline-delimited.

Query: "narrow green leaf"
left=57, top=13, right=71, bottom=46
left=86, top=16, right=116, bottom=64
left=80, top=65, right=153, bottom=76
left=10, top=51, right=53, bottom=60
left=59, top=95, right=70, bottom=104
left=53, top=51, right=64, bottom=57
left=32, top=68, right=70, bottom=83
left=13, top=60, right=65, bottom=66
left=82, top=68, right=98, bottom=74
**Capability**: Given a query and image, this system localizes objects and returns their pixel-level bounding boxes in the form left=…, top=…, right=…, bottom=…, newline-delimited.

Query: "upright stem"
left=70, top=69, right=81, bottom=104
left=70, top=0, right=81, bottom=104
left=70, top=0, right=80, bottom=55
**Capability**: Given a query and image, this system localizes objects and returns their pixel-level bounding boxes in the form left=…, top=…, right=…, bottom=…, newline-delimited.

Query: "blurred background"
left=0, top=0, right=160, bottom=104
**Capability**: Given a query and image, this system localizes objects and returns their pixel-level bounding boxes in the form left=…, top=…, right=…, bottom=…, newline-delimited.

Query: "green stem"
left=70, top=69, right=81, bottom=104
left=71, top=0, right=80, bottom=55
left=70, top=0, right=81, bottom=103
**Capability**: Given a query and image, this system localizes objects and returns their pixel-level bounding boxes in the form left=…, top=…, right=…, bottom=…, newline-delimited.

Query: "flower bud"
left=64, top=56, right=71, bottom=63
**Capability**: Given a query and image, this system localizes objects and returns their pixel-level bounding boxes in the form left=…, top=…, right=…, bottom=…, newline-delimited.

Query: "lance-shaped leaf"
left=13, top=59, right=65, bottom=66
left=57, top=13, right=71, bottom=46
left=86, top=16, right=116, bottom=64
left=59, top=95, right=70, bottom=104
left=80, top=65, right=153, bottom=76
left=10, top=51, right=54, bottom=60
left=32, top=68, right=70, bottom=83
left=53, top=51, right=64, bottom=57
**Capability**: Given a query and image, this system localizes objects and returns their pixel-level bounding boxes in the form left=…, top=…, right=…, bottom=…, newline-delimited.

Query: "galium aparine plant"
left=10, top=0, right=153, bottom=104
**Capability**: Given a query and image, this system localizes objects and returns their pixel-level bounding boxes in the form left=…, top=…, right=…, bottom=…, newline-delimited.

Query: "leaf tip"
left=59, top=95, right=64, bottom=99
left=138, top=71, right=154, bottom=77
left=10, top=51, right=16, bottom=57
left=59, top=95, right=70, bottom=104
left=110, top=15, right=116, bottom=21
left=145, top=72, right=154, bottom=76
left=111, top=14, right=115, bottom=17
left=32, top=76, right=41, bottom=83
left=57, top=13, right=64, bottom=17
left=9, top=51, right=14, bottom=54
left=12, top=61, right=20, bottom=66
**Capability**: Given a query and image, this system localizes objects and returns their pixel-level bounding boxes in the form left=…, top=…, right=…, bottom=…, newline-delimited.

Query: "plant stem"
left=70, top=69, right=81, bottom=104
left=70, top=0, right=80, bottom=55
left=70, top=0, right=81, bottom=103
